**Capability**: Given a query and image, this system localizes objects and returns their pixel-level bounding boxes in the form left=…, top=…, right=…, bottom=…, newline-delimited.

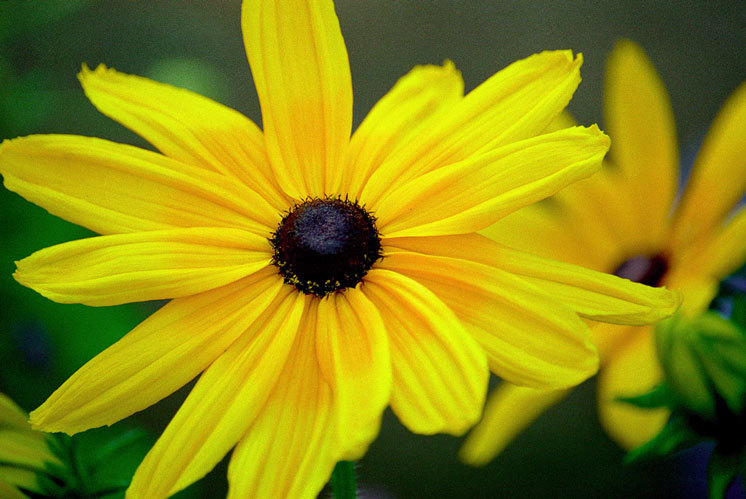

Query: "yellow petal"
left=484, top=163, right=656, bottom=272
left=316, top=289, right=391, bottom=460
left=590, top=323, right=640, bottom=362
left=379, top=251, right=598, bottom=388
left=554, top=166, right=659, bottom=258
left=671, top=80, right=746, bottom=250
left=481, top=200, right=613, bottom=272
left=504, top=251, right=680, bottom=325
left=362, top=269, right=488, bottom=435
left=0, top=475, right=28, bottom=499
left=0, top=394, right=30, bottom=429
left=385, top=233, right=680, bottom=325
left=0, top=467, right=43, bottom=495
left=242, top=0, right=352, bottom=197
left=542, top=110, right=578, bottom=132
left=128, top=290, right=306, bottom=498
left=668, top=277, right=719, bottom=318
left=14, top=228, right=272, bottom=306
left=226, top=300, right=337, bottom=499
left=0, top=430, right=54, bottom=471
left=375, top=126, right=609, bottom=237
left=597, top=326, right=668, bottom=449
left=30, top=268, right=284, bottom=435
left=459, top=383, right=569, bottom=465
left=345, top=61, right=463, bottom=197
left=604, top=40, right=678, bottom=246
left=0, top=135, right=278, bottom=234
left=362, top=50, right=583, bottom=206
left=683, top=206, right=746, bottom=282
left=78, top=64, right=289, bottom=209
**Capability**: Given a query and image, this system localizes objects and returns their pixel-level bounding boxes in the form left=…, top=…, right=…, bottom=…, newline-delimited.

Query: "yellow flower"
left=461, top=39, right=746, bottom=464
left=0, top=393, right=62, bottom=498
left=1, top=3, right=677, bottom=497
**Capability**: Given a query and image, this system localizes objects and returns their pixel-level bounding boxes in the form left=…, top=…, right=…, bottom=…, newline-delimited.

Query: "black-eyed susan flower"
left=461, top=39, right=746, bottom=464
left=1, top=3, right=678, bottom=497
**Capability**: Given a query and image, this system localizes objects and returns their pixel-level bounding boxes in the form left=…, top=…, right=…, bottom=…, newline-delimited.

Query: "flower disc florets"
left=271, top=196, right=382, bottom=297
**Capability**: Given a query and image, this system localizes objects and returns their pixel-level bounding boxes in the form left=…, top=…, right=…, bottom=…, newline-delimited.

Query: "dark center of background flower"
left=613, top=254, right=669, bottom=287
left=271, top=197, right=382, bottom=297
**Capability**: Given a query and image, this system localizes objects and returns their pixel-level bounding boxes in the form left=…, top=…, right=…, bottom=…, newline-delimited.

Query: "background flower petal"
left=597, top=327, right=669, bottom=450
left=483, top=166, right=654, bottom=271
left=242, top=0, right=352, bottom=198
left=671, top=80, right=746, bottom=250
left=345, top=61, right=463, bottom=198
left=128, top=290, right=306, bottom=498
left=604, top=40, right=678, bottom=248
left=673, top=207, right=746, bottom=284
left=14, top=228, right=272, bottom=306
left=460, top=383, right=569, bottom=466
left=30, top=269, right=283, bottom=435
left=481, top=193, right=615, bottom=272
left=0, top=431, right=57, bottom=471
left=379, top=251, right=598, bottom=388
left=361, top=50, right=583, bottom=206
left=0, top=475, right=30, bottom=499
left=374, top=126, right=609, bottom=238
left=316, top=289, right=391, bottom=460
left=0, top=394, right=31, bottom=429
left=362, top=269, right=488, bottom=436
left=78, top=64, right=289, bottom=209
left=0, top=135, right=278, bottom=234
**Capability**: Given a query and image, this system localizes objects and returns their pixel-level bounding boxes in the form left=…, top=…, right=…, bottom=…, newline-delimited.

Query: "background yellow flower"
left=462, top=39, right=746, bottom=463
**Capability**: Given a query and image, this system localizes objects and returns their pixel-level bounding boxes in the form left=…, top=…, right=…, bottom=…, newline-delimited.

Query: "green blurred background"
left=1, top=1, right=744, bottom=497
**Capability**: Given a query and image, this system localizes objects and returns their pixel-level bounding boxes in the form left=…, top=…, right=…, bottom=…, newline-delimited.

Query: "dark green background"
left=1, top=1, right=745, bottom=497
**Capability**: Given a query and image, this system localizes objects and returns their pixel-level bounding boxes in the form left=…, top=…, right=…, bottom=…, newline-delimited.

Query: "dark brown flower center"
left=613, top=254, right=669, bottom=287
left=270, top=197, right=382, bottom=297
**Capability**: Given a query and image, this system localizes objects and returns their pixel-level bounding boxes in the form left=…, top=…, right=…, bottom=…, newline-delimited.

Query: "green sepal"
left=692, top=314, right=746, bottom=415
left=45, top=433, right=72, bottom=464
left=624, top=416, right=697, bottom=464
left=707, top=444, right=746, bottom=499
left=656, top=316, right=717, bottom=417
left=86, top=479, right=131, bottom=498
left=36, top=472, right=68, bottom=497
left=616, top=383, right=676, bottom=409
left=42, top=435, right=75, bottom=483
left=41, top=460, right=70, bottom=482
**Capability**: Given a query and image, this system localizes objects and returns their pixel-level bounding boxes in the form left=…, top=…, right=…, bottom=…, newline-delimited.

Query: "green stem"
left=330, top=460, right=356, bottom=499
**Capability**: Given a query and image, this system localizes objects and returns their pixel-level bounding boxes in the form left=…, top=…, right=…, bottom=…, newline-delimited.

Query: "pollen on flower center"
left=270, top=196, right=382, bottom=297
left=613, top=254, right=669, bottom=287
